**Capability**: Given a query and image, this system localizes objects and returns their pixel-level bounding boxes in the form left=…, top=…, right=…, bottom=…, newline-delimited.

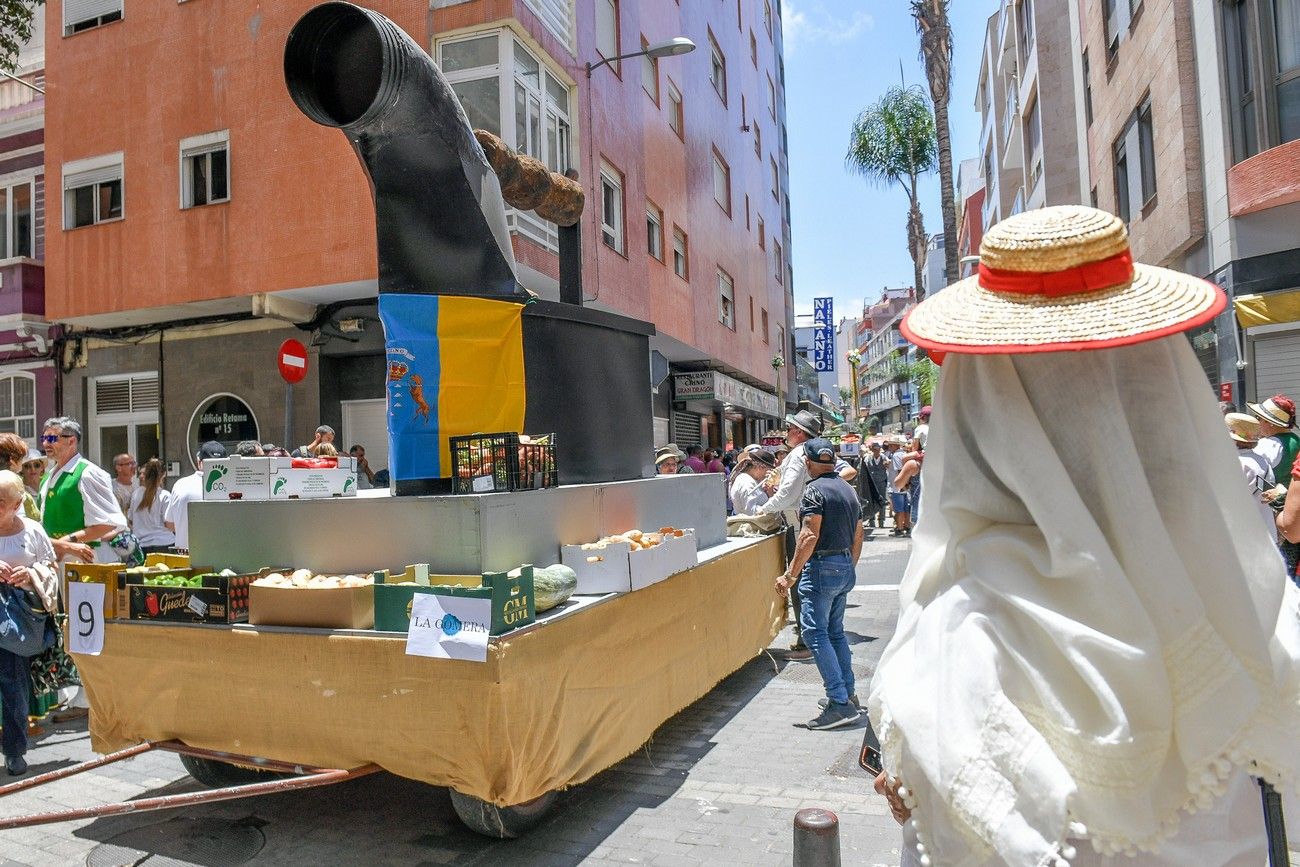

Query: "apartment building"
left=954, top=157, right=985, bottom=279
left=975, top=0, right=1085, bottom=233
left=853, top=287, right=913, bottom=433
left=0, top=8, right=53, bottom=447
left=45, top=0, right=794, bottom=467
left=1186, top=0, right=1300, bottom=404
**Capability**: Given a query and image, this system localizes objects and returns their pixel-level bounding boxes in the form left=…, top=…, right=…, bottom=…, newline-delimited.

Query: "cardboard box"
left=248, top=583, right=374, bottom=629
left=373, top=565, right=534, bottom=635
left=144, top=552, right=191, bottom=570
left=64, top=562, right=127, bottom=619
left=561, top=530, right=697, bottom=594
left=269, top=456, right=358, bottom=499
left=200, top=456, right=359, bottom=501
left=200, top=456, right=273, bottom=501
left=127, top=571, right=259, bottom=624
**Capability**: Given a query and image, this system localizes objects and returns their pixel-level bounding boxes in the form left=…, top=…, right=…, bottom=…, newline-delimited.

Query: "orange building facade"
left=45, top=0, right=793, bottom=470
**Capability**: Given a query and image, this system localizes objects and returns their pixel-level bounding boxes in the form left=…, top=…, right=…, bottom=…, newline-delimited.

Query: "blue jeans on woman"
left=0, top=647, right=30, bottom=760
left=797, top=554, right=856, bottom=705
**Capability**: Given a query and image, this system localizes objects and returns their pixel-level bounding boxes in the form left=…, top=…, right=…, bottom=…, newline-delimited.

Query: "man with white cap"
left=869, top=206, right=1298, bottom=866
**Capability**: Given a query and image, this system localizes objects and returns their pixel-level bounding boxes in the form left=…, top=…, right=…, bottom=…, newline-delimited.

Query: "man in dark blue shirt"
left=775, top=437, right=864, bottom=730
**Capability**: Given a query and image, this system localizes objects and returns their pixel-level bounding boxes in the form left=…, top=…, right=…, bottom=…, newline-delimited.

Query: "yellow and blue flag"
left=379, top=294, right=526, bottom=480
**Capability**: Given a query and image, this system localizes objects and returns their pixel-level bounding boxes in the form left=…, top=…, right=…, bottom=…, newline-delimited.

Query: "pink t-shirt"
left=684, top=457, right=706, bottom=473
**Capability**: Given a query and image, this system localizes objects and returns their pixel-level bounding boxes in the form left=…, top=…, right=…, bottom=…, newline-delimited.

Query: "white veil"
left=867, top=336, right=1300, bottom=865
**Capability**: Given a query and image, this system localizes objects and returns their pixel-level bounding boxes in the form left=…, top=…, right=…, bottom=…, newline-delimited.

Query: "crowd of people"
left=651, top=404, right=929, bottom=732
left=0, top=418, right=390, bottom=778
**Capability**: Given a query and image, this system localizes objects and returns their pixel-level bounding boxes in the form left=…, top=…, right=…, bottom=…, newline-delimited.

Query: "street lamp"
left=586, top=37, right=696, bottom=77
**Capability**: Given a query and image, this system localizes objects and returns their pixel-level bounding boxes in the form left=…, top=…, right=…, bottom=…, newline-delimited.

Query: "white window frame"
left=646, top=203, right=663, bottom=261
left=0, top=372, right=36, bottom=443
left=179, top=130, right=231, bottom=209
left=768, top=74, right=777, bottom=120
left=718, top=269, right=736, bottom=330
left=754, top=121, right=762, bottom=159
left=672, top=226, right=689, bottom=279
left=64, top=0, right=122, bottom=36
left=667, top=79, right=684, bottom=138
left=770, top=157, right=780, bottom=199
left=708, top=31, right=727, bottom=104
left=774, top=240, right=784, bottom=284
left=596, top=0, right=620, bottom=72
left=641, top=36, right=659, bottom=102
left=712, top=148, right=731, bottom=215
left=600, top=161, right=624, bottom=254
left=0, top=173, right=36, bottom=260
left=436, top=30, right=576, bottom=253
left=89, top=372, right=160, bottom=466
left=62, top=151, right=124, bottom=230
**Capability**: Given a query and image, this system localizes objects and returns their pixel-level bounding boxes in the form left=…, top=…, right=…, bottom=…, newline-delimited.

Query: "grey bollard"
left=793, top=807, right=841, bottom=867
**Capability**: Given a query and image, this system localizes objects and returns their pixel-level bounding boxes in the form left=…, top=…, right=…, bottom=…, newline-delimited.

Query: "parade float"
left=0, top=2, right=784, bottom=838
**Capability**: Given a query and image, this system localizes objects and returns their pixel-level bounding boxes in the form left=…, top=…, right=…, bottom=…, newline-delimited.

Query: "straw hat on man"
left=871, top=206, right=1300, bottom=866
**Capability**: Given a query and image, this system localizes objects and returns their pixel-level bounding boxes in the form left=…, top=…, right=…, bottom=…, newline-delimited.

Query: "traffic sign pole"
left=278, top=338, right=309, bottom=449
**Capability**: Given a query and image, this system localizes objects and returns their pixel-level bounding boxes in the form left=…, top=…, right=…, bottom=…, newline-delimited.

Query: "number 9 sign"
left=67, top=581, right=104, bottom=656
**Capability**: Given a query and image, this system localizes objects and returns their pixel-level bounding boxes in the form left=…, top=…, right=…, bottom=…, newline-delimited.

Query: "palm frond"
left=845, top=85, right=938, bottom=190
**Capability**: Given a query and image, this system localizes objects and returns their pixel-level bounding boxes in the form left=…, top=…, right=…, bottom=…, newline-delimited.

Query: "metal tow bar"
left=0, top=739, right=381, bottom=831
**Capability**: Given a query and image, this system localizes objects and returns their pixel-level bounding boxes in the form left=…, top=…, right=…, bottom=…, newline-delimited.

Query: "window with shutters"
left=708, top=30, right=727, bottom=105
left=64, top=0, right=122, bottom=35
left=90, top=373, right=160, bottom=466
left=672, top=226, right=689, bottom=279
left=712, top=148, right=731, bottom=216
left=0, top=373, right=35, bottom=441
left=521, top=0, right=576, bottom=50
left=596, top=0, right=620, bottom=72
left=667, top=79, right=684, bottom=139
left=718, top=269, right=735, bottom=330
left=641, top=36, right=659, bottom=103
left=646, top=202, right=663, bottom=261
left=63, top=153, right=123, bottom=229
left=599, top=160, right=625, bottom=253
left=180, top=131, right=230, bottom=209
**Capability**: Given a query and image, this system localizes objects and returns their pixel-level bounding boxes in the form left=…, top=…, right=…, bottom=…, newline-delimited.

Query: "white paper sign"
left=405, top=593, right=491, bottom=662
left=67, top=581, right=105, bottom=656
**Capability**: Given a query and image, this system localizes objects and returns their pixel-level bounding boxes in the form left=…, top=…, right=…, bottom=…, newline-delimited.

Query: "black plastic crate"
left=450, top=432, right=558, bottom=494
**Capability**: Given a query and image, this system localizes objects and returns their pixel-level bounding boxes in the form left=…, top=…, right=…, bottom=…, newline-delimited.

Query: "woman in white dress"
left=870, top=206, right=1300, bottom=866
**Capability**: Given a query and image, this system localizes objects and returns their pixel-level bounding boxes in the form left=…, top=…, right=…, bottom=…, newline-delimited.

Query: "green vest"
left=42, top=459, right=89, bottom=539
left=1277, top=431, right=1300, bottom=484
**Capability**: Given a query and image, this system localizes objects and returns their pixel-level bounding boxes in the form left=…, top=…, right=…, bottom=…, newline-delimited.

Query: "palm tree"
left=846, top=85, right=938, bottom=300
left=912, top=0, right=958, bottom=286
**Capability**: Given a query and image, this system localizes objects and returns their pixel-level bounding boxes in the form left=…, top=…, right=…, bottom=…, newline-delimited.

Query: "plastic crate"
left=449, top=432, right=557, bottom=494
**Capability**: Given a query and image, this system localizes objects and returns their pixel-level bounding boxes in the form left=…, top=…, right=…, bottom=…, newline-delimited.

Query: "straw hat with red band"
left=901, top=206, right=1227, bottom=354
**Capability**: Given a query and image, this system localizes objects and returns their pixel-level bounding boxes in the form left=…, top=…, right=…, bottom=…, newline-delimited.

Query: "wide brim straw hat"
left=1226, top=412, right=1262, bottom=444
left=901, top=206, right=1226, bottom=354
left=1247, top=396, right=1296, bottom=429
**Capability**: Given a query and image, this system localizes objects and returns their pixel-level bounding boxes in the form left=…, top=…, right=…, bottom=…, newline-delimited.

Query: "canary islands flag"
left=379, top=294, right=526, bottom=481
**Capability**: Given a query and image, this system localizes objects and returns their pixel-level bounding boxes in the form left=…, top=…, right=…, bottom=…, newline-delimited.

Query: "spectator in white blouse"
left=129, top=459, right=175, bottom=554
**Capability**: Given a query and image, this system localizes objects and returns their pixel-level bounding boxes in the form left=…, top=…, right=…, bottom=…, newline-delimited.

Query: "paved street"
left=0, top=533, right=913, bottom=867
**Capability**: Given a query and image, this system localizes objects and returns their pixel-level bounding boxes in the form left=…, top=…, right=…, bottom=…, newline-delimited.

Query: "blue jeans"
left=0, top=647, right=29, bottom=759
left=797, top=554, right=856, bottom=705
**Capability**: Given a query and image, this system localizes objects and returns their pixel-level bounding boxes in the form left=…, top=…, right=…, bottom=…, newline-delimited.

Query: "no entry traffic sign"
left=279, top=338, right=308, bottom=384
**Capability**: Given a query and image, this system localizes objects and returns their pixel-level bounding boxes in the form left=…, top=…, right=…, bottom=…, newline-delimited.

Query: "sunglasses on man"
left=41, top=434, right=74, bottom=443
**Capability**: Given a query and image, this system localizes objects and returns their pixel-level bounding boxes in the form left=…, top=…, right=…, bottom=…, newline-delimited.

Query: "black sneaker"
left=818, top=693, right=861, bottom=710
left=802, top=702, right=861, bottom=730
left=5, top=754, right=26, bottom=776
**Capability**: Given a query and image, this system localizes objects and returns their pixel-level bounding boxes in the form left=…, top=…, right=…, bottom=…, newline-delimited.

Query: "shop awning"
left=1234, top=290, right=1300, bottom=328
